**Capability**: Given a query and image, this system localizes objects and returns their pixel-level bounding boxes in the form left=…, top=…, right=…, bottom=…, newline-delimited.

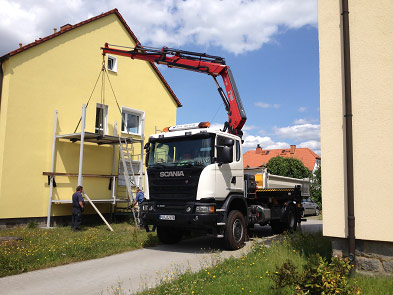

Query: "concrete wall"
left=0, top=14, right=178, bottom=219
left=319, top=0, right=393, bottom=243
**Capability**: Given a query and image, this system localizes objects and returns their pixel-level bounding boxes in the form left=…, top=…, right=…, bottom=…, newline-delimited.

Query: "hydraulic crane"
left=102, top=43, right=247, bottom=136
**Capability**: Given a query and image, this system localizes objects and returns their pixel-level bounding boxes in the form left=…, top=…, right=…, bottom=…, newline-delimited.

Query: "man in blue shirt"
left=71, top=186, right=85, bottom=231
left=132, top=188, right=153, bottom=231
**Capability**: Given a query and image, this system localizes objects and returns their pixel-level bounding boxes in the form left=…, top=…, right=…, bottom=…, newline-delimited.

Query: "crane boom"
left=102, top=43, right=247, bottom=136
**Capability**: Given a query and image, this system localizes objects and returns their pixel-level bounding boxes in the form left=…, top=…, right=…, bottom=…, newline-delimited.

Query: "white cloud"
left=298, top=106, right=307, bottom=112
left=274, top=123, right=320, bottom=141
left=0, top=0, right=317, bottom=55
left=242, top=135, right=290, bottom=150
left=294, top=118, right=309, bottom=124
left=255, top=102, right=280, bottom=109
left=299, top=140, right=321, bottom=155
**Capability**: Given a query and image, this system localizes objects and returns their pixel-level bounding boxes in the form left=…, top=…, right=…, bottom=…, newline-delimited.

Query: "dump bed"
left=244, top=167, right=310, bottom=197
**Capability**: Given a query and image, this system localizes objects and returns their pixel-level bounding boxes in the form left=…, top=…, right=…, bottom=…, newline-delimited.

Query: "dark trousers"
left=71, top=207, right=83, bottom=230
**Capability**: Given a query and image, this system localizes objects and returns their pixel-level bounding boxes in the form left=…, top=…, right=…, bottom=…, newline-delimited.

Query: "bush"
left=27, top=221, right=38, bottom=229
left=272, top=254, right=361, bottom=294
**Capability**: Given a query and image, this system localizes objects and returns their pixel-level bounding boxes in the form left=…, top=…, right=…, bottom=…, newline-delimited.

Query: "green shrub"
left=272, top=254, right=361, bottom=294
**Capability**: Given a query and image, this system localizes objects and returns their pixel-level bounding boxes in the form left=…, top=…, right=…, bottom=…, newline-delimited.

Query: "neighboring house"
left=0, top=9, right=181, bottom=225
left=243, top=145, right=321, bottom=172
left=319, top=1, right=393, bottom=274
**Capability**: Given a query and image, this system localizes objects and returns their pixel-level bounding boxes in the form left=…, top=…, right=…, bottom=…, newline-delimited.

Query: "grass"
left=0, top=222, right=158, bottom=277
left=134, top=232, right=393, bottom=295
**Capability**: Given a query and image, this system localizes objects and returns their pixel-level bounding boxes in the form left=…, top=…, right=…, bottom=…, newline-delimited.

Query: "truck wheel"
left=270, top=220, right=284, bottom=234
left=224, top=210, right=246, bottom=250
left=284, top=206, right=297, bottom=232
left=157, top=227, right=183, bottom=244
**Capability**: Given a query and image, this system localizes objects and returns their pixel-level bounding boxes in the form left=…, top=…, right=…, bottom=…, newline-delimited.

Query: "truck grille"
left=147, top=167, right=204, bottom=201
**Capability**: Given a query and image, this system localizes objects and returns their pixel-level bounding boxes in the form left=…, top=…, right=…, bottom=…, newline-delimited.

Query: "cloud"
left=294, top=118, right=309, bottom=124
left=255, top=102, right=280, bottom=109
left=0, top=0, right=317, bottom=55
left=274, top=123, right=320, bottom=142
left=298, top=140, right=321, bottom=155
left=298, top=106, right=307, bottom=112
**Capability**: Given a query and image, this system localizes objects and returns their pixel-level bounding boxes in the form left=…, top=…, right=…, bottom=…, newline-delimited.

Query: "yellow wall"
left=0, top=13, right=178, bottom=219
left=319, top=0, right=393, bottom=242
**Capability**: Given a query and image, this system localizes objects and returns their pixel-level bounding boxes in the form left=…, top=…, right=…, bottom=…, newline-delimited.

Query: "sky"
left=0, top=0, right=320, bottom=154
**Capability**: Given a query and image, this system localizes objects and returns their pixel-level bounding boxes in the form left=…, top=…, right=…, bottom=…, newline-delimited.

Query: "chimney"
left=60, top=24, right=72, bottom=31
left=290, top=145, right=296, bottom=154
left=19, top=43, right=22, bottom=48
left=54, top=28, right=57, bottom=34
left=256, top=144, right=262, bottom=154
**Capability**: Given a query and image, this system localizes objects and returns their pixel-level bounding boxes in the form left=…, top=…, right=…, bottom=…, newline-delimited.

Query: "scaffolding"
left=44, top=104, right=144, bottom=228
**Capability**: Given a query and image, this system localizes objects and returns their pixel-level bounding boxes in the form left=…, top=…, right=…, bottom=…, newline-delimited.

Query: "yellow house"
left=319, top=1, right=393, bottom=274
left=0, top=9, right=181, bottom=226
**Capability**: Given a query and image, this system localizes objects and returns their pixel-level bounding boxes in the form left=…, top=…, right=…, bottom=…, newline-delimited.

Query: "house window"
left=107, top=55, right=117, bottom=72
left=95, top=104, right=108, bottom=134
left=121, top=107, right=144, bottom=135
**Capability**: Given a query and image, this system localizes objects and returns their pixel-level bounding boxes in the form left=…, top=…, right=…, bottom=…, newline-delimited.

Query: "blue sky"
left=0, top=0, right=320, bottom=154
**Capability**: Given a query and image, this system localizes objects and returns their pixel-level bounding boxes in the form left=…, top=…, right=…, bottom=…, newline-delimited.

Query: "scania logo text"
left=160, top=171, right=185, bottom=177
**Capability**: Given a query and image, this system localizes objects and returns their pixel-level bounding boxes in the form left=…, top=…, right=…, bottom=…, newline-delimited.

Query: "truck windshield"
left=148, top=136, right=213, bottom=168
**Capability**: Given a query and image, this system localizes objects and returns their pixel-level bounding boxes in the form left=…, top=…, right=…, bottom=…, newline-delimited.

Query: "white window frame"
left=95, top=103, right=108, bottom=134
left=121, top=106, right=144, bottom=136
left=107, top=55, right=117, bottom=72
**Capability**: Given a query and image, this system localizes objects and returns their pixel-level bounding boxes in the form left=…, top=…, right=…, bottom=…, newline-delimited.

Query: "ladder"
left=118, top=137, right=139, bottom=227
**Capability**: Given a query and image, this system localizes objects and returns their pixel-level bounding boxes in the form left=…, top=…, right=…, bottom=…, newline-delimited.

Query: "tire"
left=157, top=227, right=183, bottom=244
left=315, top=208, right=320, bottom=216
left=284, top=205, right=297, bottom=232
left=224, top=210, right=247, bottom=250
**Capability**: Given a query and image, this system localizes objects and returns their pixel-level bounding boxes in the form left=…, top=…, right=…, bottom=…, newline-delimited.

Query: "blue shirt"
left=72, top=192, right=84, bottom=208
left=136, top=191, right=145, bottom=204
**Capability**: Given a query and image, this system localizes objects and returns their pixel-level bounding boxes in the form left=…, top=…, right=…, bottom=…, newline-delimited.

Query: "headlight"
left=195, top=206, right=215, bottom=213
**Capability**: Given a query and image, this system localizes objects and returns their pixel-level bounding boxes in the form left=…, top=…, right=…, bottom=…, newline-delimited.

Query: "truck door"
left=214, top=136, right=244, bottom=198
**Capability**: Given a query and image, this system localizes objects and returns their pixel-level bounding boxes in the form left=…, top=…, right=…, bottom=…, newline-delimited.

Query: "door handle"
left=231, top=177, right=236, bottom=184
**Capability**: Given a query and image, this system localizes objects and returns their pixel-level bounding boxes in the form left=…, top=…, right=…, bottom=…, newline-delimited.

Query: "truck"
left=102, top=43, right=309, bottom=250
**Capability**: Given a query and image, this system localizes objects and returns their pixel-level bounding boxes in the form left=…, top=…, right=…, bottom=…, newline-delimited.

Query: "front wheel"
left=157, top=227, right=183, bottom=244
left=224, top=210, right=247, bottom=250
left=315, top=208, right=320, bottom=216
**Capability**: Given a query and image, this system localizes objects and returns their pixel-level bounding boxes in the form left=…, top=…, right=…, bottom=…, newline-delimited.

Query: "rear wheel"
left=157, top=227, right=183, bottom=244
left=224, top=210, right=247, bottom=250
left=284, top=206, right=297, bottom=232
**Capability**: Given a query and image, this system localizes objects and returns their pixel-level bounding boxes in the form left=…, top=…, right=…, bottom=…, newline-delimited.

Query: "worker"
left=132, top=188, right=154, bottom=232
left=71, top=185, right=85, bottom=231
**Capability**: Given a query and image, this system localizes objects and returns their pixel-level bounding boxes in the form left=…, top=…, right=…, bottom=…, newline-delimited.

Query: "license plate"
left=159, top=215, right=175, bottom=221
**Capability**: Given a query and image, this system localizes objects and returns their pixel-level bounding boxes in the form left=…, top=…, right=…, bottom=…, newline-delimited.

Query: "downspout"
left=341, top=0, right=356, bottom=268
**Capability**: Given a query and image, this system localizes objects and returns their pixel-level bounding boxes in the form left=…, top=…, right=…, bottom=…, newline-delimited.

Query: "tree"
left=310, top=165, right=322, bottom=208
left=266, top=156, right=312, bottom=179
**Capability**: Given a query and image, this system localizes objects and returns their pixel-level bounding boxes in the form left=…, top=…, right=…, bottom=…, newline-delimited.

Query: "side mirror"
left=217, top=137, right=234, bottom=147
left=217, top=146, right=233, bottom=164
left=144, top=142, right=150, bottom=167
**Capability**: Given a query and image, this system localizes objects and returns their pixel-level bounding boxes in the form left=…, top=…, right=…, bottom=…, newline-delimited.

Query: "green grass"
left=354, top=274, right=393, bottom=295
left=135, top=233, right=393, bottom=295
left=0, top=222, right=158, bottom=277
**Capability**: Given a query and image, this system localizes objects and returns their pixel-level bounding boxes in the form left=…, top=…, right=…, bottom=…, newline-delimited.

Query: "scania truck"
left=102, top=44, right=309, bottom=250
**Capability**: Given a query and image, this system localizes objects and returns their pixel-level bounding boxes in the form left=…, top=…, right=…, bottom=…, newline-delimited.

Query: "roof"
left=0, top=8, right=181, bottom=107
left=243, top=145, right=321, bottom=171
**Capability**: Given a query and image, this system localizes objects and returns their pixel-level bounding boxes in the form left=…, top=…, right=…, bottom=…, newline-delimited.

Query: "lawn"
left=134, top=232, right=393, bottom=295
left=0, top=222, right=158, bottom=277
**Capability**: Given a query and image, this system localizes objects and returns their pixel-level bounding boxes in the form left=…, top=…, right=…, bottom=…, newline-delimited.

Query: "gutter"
left=0, top=56, right=7, bottom=113
left=341, top=0, right=356, bottom=268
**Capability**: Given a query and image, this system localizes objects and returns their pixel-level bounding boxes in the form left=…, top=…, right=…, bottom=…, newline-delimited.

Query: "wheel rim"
left=316, top=209, right=319, bottom=216
left=233, top=219, right=244, bottom=242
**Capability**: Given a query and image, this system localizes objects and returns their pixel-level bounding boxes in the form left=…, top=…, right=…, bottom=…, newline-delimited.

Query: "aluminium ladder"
left=118, top=137, right=139, bottom=226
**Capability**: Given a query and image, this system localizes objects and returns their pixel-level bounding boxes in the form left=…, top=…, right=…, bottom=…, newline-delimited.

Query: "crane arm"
left=102, top=43, right=247, bottom=136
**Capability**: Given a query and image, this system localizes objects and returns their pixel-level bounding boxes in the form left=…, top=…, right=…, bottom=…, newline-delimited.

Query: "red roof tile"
left=243, top=145, right=320, bottom=171
left=0, top=8, right=181, bottom=107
